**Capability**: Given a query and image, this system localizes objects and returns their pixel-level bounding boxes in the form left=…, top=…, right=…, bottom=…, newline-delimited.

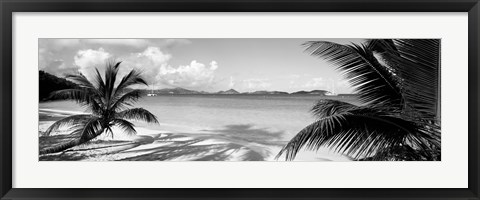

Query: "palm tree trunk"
left=39, top=128, right=105, bottom=155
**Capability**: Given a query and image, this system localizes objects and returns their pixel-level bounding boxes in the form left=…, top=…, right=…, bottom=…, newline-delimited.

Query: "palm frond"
left=405, top=122, right=440, bottom=153
left=279, top=39, right=441, bottom=161
left=366, top=39, right=402, bottom=74
left=65, top=73, right=96, bottom=91
left=358, top=144, right=433, bottom=161
left=49, top=88, right=89, bottom=102
left=366, top=39, right=441, bottom=121
left=48, top=89, right=103, bottom=113
left=65, top=73, right=105, bottom=108
left=65, top=117, right=103, bottom=141
left=367, top=39, right=399, bottom=54
left=116, top=108, right=159, bottom=124
left=110, top=89, right=143, bottom=111
left=44, top=114, right=93, bottom=136
left=276, top=109, right=429, bottom=161
left=311, top=99, right=359, bottom=119
left=303, top=41, right=403, bottom=108
left=102, top=125, right=113, bottom=138
left=391, top=39, right=441, bottom=121
left=113, top=69, right=147, bottom=99
left=93, top=68, right=106, bottom=98
left=104, top=61, right=121, bottom=105
left=111, top=118, right=137, bottom=136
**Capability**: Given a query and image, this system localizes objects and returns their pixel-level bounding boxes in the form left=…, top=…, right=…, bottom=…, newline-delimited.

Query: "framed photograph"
left=1, top=0, right=479, bottom=199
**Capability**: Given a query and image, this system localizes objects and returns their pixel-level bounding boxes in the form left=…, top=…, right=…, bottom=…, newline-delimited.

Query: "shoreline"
left=39, top=108, right=350, bottom=161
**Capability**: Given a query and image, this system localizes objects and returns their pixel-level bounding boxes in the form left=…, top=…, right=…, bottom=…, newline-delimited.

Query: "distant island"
left=141, top=87, right=356, bottom=97
left=217, top=89, right=240, bottom=95
left=38, top=71, right=357, bottom=100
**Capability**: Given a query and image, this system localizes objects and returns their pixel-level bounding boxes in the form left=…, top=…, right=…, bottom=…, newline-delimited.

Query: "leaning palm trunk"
left=39, top=128, right=105, bottom=155
left=41, top=61, right=159, bottom=157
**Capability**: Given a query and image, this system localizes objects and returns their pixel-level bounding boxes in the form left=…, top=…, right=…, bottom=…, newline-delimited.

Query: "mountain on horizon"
left=217, top=89, right=240, bottom=94
left=291, top=90, right=329, bottom=95
left=155, top=87, right=201, bottom=95
left=38, top=73, right=356, bottom=100
left=242, top=90, right=289, bottom=95
left=144, top=87, right=354, bottom=96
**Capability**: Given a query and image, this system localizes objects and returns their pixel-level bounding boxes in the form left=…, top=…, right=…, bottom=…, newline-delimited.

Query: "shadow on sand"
left=204, top=124, right=286, bottom=146
left=40, top=124, right=287, bottom=161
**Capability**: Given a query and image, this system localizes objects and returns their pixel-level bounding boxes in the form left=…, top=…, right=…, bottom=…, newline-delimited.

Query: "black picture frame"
left=1, top=0, right=479, bottom=199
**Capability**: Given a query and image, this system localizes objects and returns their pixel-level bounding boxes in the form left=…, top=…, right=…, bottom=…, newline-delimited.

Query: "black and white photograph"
left=38, top=38, right=441, bottom=161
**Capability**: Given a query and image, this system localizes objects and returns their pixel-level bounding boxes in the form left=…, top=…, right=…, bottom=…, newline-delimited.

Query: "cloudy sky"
left=39, top=38, right=365, bottom=93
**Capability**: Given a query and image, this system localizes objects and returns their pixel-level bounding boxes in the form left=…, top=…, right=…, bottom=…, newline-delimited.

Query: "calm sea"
left=39, top=95, right=357, bottom=142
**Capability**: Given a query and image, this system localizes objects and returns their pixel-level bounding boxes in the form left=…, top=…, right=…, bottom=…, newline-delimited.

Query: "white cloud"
left=209, top=61, right=218, bottom=70
left=136, top=47, right=172, bottom=65
left=62, top=45, right=220, bottom=90
left=73, top=48, right=112, bottom=78
left=243, top=78, right=272, bottom=89
left=119, top=47, right=172, bottom=84
left=70, top=47, right=217, bottom=90
left=70, top=46, right=171, bottom=87
left=157, top=60, right=219, bottom=89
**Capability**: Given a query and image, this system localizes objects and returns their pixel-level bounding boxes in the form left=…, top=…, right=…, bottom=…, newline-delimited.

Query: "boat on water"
left=325, top=79, right=338, bottom=96
left=147, top=93, right=157, bottom=97
left=146, top=87, right=157, bottom=97
left=325, top=91, right=338, bottom=96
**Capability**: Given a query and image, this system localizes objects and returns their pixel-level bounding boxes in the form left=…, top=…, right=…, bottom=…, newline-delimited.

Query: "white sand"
left=39, top=108, right=350, bottom=161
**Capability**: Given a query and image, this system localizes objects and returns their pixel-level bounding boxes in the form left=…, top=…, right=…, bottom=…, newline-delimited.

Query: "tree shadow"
left=39, top=133, right=81, bottom=152
left=118, top=124, right=286, bottom=161
left=39, top=124, right=287, bottom=161
left=204, top=124, right=286, bottom=146
left=118, top=136, right=265, bottom=161
left=39, top=140, right=139, bottom=161
left=39, top=151, right=89, bottom=161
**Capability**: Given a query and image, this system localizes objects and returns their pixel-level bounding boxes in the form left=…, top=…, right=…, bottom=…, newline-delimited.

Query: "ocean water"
left=39, top=95, right=357, bottom=142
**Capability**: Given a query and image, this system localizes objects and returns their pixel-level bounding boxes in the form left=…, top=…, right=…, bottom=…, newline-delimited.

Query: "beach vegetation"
left=277, top=39, right=441, bottom=161
left=39, top=71, right=78, bottom=101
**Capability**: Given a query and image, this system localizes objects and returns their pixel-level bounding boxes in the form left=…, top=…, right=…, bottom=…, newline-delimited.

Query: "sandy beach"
left=39, top=108, right=351, bottom=161
left=39, top=108, right=281, bottom=161
left=34, top=38, right=441, bottom=164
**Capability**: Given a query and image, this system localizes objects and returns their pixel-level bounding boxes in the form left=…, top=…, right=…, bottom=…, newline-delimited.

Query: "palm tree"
left=276, top=39, right=441, bottom=161
left=39, top=61, right=159, bottom=155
